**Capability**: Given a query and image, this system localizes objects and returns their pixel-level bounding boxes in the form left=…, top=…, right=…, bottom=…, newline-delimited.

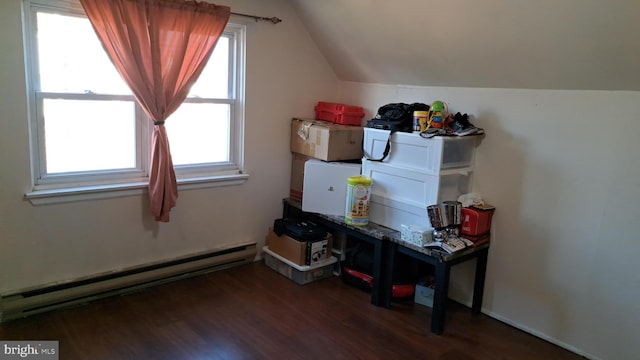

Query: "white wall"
left=291, top=0, right=640, bottom=91
left=0, top=0, right=338, bottom=293
left=3, top=0, right=639, bottom=358
left=339, top=82, right=640, bottom=360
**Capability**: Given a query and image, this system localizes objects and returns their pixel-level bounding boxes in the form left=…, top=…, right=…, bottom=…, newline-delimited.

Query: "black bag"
left=364, top=102, right=429, bottom=161
left=273, top=217, right=328, bottom=242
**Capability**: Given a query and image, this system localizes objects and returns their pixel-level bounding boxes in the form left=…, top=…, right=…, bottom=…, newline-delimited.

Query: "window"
left=23, top=0, right=246, bottom=202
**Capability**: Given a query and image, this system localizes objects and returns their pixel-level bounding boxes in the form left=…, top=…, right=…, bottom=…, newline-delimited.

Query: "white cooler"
left=301, top=159, right=361, bottom=216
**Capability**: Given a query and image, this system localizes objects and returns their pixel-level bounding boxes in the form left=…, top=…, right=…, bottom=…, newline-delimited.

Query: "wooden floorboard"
left=0, top=262, right=583, bottom=359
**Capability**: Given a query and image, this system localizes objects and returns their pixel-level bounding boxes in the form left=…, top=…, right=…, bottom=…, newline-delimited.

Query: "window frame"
left=22, top=0, right=248, bottom=205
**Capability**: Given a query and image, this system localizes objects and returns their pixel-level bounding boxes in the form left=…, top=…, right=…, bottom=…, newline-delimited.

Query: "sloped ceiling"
left=290, top=0, right=640, bottom=90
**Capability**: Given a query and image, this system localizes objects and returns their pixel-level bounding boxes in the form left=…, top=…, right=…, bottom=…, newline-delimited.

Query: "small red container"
left=460, top=207, right=495, bottom=236
left=461, top=232, right=491, bottom=247
left=315, top=101, right=365, bottom=126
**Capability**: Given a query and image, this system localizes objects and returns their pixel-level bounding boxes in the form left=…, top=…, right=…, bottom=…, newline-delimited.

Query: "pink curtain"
left=80, top=0, right=230, bottom=222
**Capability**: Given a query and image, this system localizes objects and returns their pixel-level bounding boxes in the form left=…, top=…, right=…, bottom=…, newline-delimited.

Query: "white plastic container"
left=361, top=160, right=472, bottom=207
left=369, top=194, right=431, bottom=231
left=302, top=160, right=361, bottom=216
left=362, top=128, right=477, bottom=174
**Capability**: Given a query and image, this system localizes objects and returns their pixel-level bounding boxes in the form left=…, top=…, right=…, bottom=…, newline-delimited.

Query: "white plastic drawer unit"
left=361, top=160, right=472, bottom=207
left=369, top=194, right=431, bottom=231
left=362, top=128, right=478, bottom=173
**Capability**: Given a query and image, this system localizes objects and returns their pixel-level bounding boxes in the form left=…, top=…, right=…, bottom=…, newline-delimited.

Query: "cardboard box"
left=302, top=159, right=361, bottom=216
left=290, top=153, right=314, bottom=202
left=291, top=118, right=364, bottom=161
left=263, top=246, right=337, bottom=285
left=265, top=227, right=333, bottom=266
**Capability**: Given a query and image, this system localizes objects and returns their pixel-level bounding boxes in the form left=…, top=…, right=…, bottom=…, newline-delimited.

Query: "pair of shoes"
left=449, top=112, right=480, bottom=136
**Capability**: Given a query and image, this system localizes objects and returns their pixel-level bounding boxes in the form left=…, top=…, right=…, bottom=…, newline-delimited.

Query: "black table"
left=281, top=198, right=489, bottom=335
left=386, top=232, right=489, bottom=334
left=282, top=198, right=395, bottom=307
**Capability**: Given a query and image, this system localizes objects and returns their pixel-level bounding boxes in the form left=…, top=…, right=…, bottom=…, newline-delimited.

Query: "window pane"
left=43, top=99, right=136, bottom=173
left=36, top=12, right=131, bottom=95
left=165, top=103, right=230, bottom=165
left=188, top=37, right=230, bottom=99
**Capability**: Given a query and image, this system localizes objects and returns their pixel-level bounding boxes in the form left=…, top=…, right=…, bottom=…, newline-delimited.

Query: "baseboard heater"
left=0, top=242, right=257, bottom=322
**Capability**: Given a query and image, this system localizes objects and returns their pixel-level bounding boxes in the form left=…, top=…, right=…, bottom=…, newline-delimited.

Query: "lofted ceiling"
left=289, top=0, right=640, bottom=91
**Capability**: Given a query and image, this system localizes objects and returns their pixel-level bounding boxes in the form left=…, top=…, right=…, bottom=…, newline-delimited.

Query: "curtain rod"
left=231, top=12, right=282, bottom=24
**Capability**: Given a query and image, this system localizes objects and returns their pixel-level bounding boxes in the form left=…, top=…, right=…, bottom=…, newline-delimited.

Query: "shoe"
left=419, top=128, right=441, bottom=138
left=450, top=113, right=479, bottom=136
left=420, top=127, right=454, bottom=138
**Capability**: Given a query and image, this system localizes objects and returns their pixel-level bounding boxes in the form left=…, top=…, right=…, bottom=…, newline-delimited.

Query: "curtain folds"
left=80, top=0, right=231, bottom=222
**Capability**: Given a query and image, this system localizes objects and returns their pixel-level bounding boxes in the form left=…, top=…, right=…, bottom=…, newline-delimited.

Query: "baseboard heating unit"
left=0, top=242, right=257, bottom=322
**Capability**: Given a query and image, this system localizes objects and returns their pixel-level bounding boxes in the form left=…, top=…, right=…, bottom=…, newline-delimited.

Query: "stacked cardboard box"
left=289, top=118, right=364, bottom=214
left=290, top=117, right=364, bottom=162
left=287, top=117, right=364, bottom=270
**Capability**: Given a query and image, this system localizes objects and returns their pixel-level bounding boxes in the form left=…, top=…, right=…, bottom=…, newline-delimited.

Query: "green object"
left=431, top=100, right=445, bottom=112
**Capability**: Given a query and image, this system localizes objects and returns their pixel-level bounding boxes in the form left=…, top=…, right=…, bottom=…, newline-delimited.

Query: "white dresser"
left=361, top=128, right=479, bottom=231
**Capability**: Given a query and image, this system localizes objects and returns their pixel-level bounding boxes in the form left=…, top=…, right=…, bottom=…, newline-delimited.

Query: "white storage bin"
left=363, top=128, right=477, bottom=174
left=369, top=194, right=431, bottom=231
left=301, top=159, right=361, bottom=216
left=361, top=160, right=472, bottom=207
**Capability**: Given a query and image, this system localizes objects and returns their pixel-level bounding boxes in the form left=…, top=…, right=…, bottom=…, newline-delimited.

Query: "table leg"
left=431, top=263, right=451, bottom=335
left=381, top=241, right=393, bottom=308
left=472, top=248, right=489, bottom=315
left=370, top=240, right=392, bottom=308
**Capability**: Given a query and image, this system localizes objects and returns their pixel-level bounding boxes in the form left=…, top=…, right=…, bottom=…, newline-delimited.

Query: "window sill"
left=25, top=173, right=250, bottom=206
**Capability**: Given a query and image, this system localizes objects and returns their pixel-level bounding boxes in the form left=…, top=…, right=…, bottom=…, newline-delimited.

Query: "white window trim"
left=24, top=173, right=250, bottom=205
left=22, top=0, right=248, bottom=205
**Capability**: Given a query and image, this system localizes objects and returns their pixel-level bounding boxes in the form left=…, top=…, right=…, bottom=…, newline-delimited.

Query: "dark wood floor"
left=0, top=262, right=583, bottom=360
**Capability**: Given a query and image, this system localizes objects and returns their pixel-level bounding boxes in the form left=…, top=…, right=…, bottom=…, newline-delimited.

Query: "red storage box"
left=461, top=232, right=491, bottom=247
left=315, top=101, right=365, bottom=126
left=460, top=206, right=495, bottom=236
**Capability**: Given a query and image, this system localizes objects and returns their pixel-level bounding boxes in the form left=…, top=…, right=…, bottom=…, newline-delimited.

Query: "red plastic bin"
left=314, top=101, right=365, bottom=126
